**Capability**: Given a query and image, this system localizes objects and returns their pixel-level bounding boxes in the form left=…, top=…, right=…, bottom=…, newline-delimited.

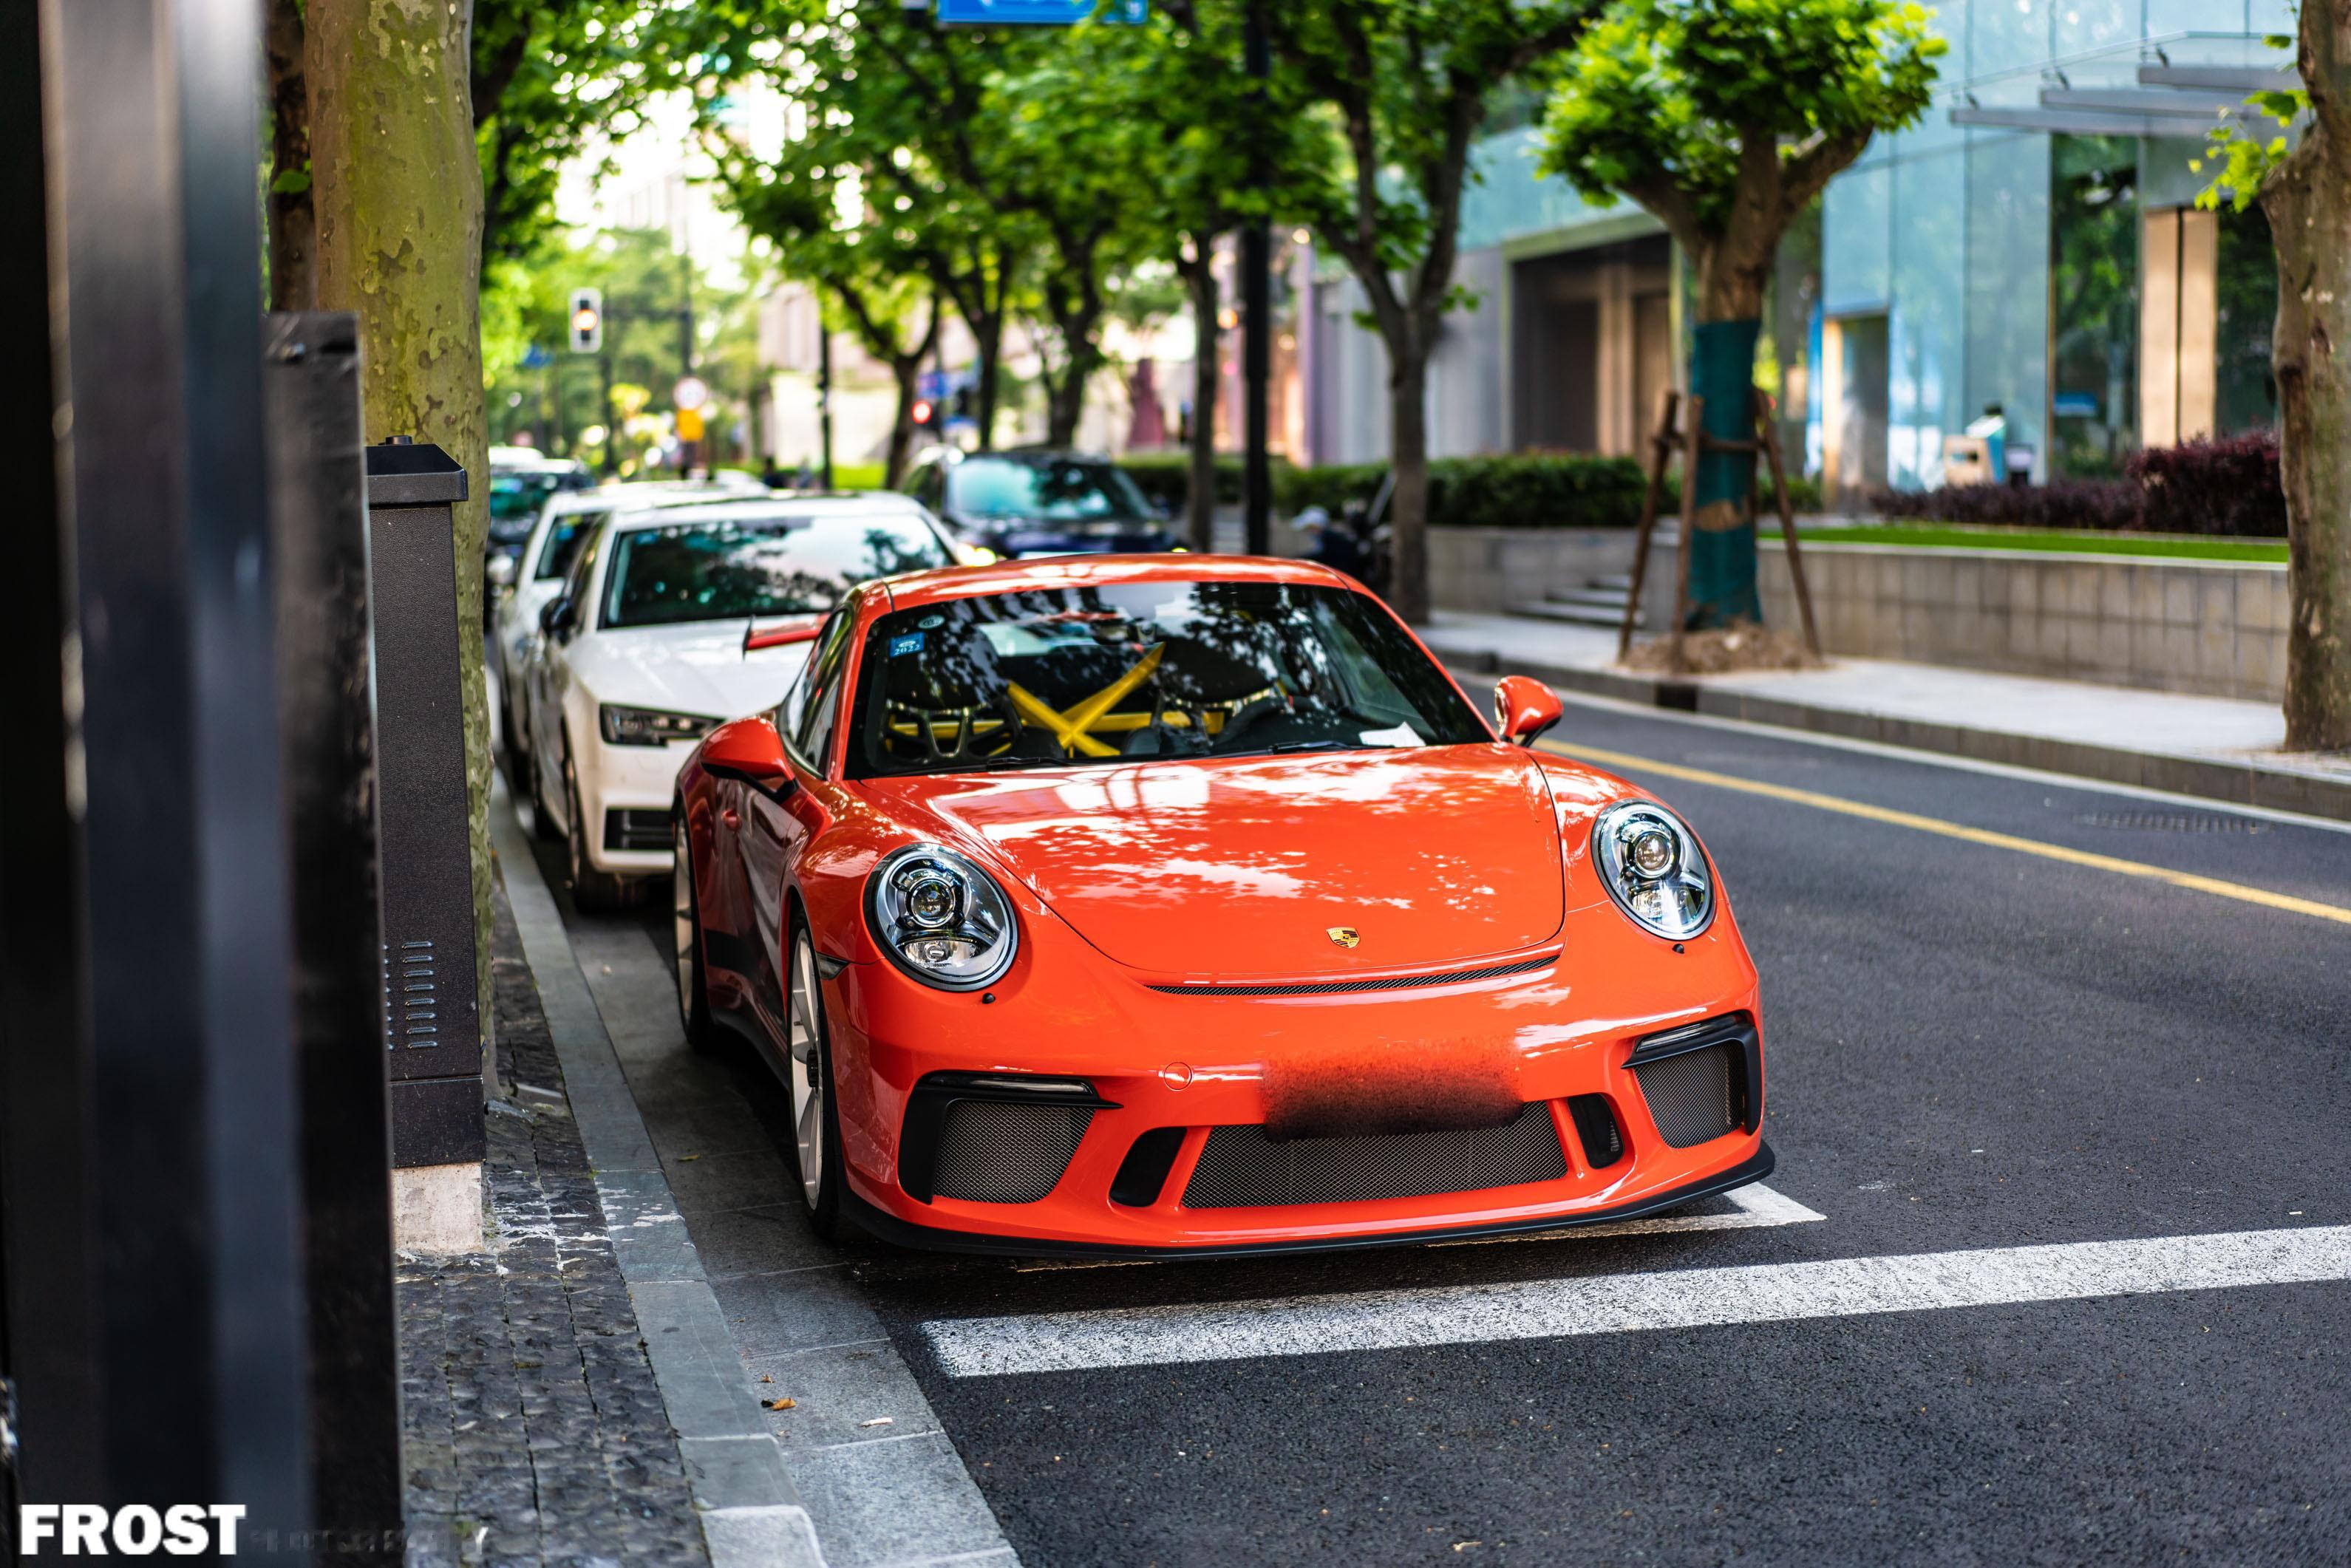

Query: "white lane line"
left=923, top=1224, right=2351, bottom=1377
left=1434, top=1182, right=1825, bottom=1248
left=1008, top=1183, right=1823, bottom=1274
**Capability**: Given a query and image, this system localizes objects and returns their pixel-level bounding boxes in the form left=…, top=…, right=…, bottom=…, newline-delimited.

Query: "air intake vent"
left=931, top=1101, right=1093, bottom=1204
left=605, top=806, right=673, bottom=853
left=1182, top=1103, right=1567, bottom=1209
left=1632, top=1043, right=1738, bottom=1148
left=1565, top=1094, right=1624, bottom=1168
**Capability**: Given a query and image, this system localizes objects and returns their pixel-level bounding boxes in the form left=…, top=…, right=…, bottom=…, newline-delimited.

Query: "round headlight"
left=865, top=845, right=1018, bottom=990
left=1592, top=802, right=1714, bottom=940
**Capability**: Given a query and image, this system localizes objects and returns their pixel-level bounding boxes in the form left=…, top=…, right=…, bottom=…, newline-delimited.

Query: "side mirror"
left=701, top=716, right=792, bottom=784
left=486, top=553, right=517, bottom=591
left=539, top=595, right=576, bottom=638
left=1494, top=675, right=1562, bottom=748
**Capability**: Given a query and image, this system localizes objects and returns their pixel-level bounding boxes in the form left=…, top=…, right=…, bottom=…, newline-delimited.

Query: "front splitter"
left=843, top=1139, right=1776, bottom=1261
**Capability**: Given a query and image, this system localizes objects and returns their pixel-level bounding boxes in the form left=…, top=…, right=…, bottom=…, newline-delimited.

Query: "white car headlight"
left=1592, top=801, right=1714, bottom=940
left=599, top=703, right=719, bottom=747
left=865, top=844, right=1018, bottom=990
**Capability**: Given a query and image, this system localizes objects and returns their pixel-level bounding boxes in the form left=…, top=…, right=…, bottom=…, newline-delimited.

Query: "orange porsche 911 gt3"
left=670, top=555, right=1769, bottom=1257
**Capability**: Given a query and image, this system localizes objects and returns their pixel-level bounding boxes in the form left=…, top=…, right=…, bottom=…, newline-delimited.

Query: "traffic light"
left=911, top=398, right=936, bottom=429
left=568, top=288, right=603, bottom=354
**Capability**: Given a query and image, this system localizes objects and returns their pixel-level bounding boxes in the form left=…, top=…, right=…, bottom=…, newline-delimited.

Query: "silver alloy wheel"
left=789, top=931, right=825, bottom=1208
left=671, top=817, right=695, bottom=1025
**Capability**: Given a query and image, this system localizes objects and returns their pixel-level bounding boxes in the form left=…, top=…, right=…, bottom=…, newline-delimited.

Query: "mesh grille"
left=1182, top=1103, right=1567, bottom=1209
left=931, top=1101, right=1093, bottom=1204
left=1633, top=1044, right=1738, bottom=1148
left=1148, top=955, right=1554, bottom=998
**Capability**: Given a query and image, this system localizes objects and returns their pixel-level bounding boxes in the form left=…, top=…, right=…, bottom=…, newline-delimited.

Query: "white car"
left=491, top=478, right=769, bottom=759
left=523, top=492, right=962, bottom=910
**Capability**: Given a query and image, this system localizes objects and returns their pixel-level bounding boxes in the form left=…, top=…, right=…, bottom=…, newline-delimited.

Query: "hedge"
left=1120, top=449, right=1821, bottom=529
left=1870, top=432, right=2285, bottom=538
left=1114, top=451, right=1288, bottom=512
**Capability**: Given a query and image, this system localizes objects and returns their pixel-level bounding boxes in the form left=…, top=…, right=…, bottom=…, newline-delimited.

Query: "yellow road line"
left=1543, top=740, right=2351, bottom=927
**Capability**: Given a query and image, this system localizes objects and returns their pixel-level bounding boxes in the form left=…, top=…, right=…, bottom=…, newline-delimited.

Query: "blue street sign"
left=520, top=344, right=553, bottom=370
left=936, top=0, right=1146, bottom=23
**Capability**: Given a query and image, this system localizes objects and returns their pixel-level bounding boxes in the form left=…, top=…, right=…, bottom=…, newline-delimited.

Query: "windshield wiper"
left=1266, top=738, right=1361, bottom=754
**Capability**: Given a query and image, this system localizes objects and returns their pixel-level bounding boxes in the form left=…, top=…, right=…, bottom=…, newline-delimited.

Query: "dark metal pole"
left=0, top=0, right=98, bottom=1513
left=1242, top=2, right=1273, bottom=556
left=265, top=313, right=404, bottom=1565
left=32, top=0, right=311, bottom=1541
left=599, top=350, right=619, bottom=478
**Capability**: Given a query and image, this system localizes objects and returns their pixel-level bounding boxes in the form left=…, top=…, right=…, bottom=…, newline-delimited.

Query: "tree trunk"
left=1681, top=247, right=1773, bottom=630
left=265, top=0, right=313, bottom=310
left=1387, top=344, right=1431, bottom=623
left=1044, top=335, right=1098, bottom=449
left=968, top=304, right=1004, bottom=451
left=2260, top=3, right=2351, bottom=751
left=309, top=0, right=494, bottom=1068
left=1185, top=254, right=1220, bottom=551
left=885, top=356, right=922, bottom=490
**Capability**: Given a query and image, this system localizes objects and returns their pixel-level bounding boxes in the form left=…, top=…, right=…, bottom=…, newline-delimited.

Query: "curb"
left=1443, top=652, right=2351, bottom=825
left=489, top=778, right=831, bottom=1568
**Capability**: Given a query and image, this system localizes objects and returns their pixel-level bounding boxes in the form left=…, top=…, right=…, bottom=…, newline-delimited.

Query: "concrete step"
left=1508, top=599, right=1639, bottom=629
left=1589, top=573, right=1635, bottom=592
left=1543, top=587, right=1633, bottom=611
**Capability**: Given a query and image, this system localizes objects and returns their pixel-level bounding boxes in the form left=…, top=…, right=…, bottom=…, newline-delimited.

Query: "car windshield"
left=947, top=457, right=1151, bottom=522
left=601, top=511, right=953, bottom=630
left=534, top=508, right=611, bottom=580
left=490, top=469, right=576, bottom=523
left=845, top=581, right=1488, bottom=777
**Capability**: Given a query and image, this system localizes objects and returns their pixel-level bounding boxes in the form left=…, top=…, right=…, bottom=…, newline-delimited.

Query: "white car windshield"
left=601, top=511, right=953, bottom=630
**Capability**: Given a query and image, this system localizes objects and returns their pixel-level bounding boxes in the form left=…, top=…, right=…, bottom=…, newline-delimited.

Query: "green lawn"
left=1764, top=522, right=2287, bottom=564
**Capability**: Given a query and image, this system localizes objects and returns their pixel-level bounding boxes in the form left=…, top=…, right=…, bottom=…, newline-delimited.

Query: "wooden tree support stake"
left=1622, top=387, right=1822, bottom=669
left=1754, top=388, right=1823, bottom=658
left=1669, top=393, right=1705, bottom=672
left=1617, top=389, right=1681, bottom=661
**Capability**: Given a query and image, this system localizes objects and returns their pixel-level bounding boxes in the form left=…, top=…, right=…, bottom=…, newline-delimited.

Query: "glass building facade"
left=1298, top=3, right=2295, bottom=499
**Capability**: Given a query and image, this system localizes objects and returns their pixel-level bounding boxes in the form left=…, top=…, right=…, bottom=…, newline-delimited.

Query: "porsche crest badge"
left=1326, top=927, right=1361, bottom=949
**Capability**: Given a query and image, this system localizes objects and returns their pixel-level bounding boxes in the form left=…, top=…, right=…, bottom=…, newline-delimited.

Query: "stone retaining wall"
left=1427, top=525, right=2287, bottom=703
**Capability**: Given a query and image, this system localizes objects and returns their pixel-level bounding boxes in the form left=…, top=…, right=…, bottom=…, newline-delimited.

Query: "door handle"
left=721, top=807, right=741, bottom=829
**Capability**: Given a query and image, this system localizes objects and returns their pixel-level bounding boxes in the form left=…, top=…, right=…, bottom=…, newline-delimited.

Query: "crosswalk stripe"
left=922, top=1224, right=2351, bottom=1377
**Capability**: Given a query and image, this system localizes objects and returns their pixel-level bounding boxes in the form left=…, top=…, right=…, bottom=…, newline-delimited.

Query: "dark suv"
left=903, top=447, right=1175, bottom=558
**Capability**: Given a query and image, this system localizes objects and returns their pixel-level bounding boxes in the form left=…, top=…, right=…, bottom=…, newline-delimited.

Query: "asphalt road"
left=529, top=698, right=2351, bottom=1567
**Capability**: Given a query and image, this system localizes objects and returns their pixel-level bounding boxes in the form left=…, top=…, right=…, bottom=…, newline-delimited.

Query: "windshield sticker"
left=918, top=613, right=946, bottom=630
left=889, top=632, right=926, bottom=657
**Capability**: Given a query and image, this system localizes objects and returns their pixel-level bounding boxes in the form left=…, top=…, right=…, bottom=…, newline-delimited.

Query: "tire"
left=785, top=919, right=844, bottom=1238
left=565, top=763, right=636, bottom=913
left=672, top=806, right=717, bottom=1054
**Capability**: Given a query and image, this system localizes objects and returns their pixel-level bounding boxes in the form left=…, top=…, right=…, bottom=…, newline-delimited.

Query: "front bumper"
left=821, top=903, right=1769, bottom=1255
left=577, top=734, right=698, bottom=876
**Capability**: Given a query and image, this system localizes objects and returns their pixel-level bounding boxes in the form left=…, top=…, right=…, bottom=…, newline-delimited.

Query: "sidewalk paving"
left=1421, top=610, right=2351, bottom=822
left=398, top=883, right=710, bottom=1568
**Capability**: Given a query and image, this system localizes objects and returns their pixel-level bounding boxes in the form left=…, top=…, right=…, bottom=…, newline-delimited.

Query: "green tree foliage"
left=1539, top=0, right=1942, bottom=321
left=486, top=228, right=766, bottom=474
left=1539, top=0, right=1940, bottom=639
left=472, top=1, right=719, bottom=267
left=1265, top=0, right=1601, bottom=624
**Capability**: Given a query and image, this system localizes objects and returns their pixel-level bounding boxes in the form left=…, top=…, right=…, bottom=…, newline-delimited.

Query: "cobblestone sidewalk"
left=398, top=880, right=710, bottom=1568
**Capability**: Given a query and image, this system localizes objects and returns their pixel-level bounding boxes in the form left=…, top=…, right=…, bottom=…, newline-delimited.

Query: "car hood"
left=861, top=746, right=1565, bottom=977
left=567, top=618, right=813, bottom=724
